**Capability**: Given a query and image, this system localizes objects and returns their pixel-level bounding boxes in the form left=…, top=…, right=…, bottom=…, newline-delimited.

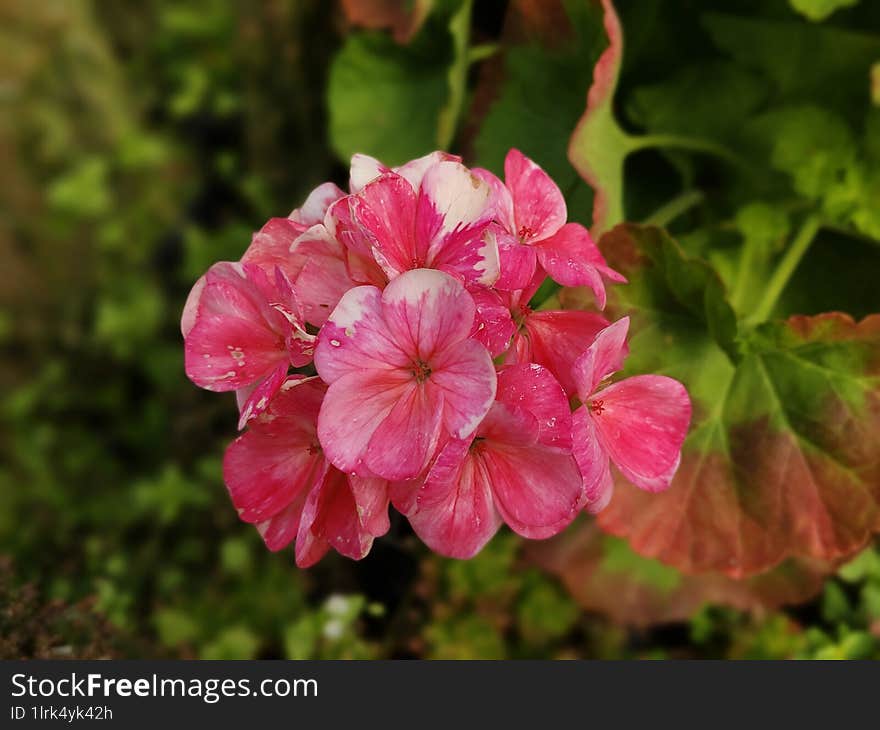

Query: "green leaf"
left=473, top=0, right=607, bottom=223
left=580, top=224, right=880, bottom=578
left=789, top=0, right=859, bottom=22
left=327, top=24, right=452, bottom=166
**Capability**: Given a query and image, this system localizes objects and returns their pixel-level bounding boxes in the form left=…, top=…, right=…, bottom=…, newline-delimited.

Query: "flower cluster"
left=182, top=149, right=692, bottom=566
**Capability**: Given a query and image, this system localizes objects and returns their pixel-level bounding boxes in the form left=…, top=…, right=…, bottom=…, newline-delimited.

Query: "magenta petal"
left=430, top=338, right=497, bottom=439
left=350, top=173, right=420, bottom=280
left=295, top=469, right=376, bottom=566
left=494, top=228, right=538, bottom=291
left=518, top=309, right=610, bottom=395
left=591, top=374, right=691, bottom=493
left=181, top=274, right=206, bottom=337
left=184, top=262, right=289, bottom=392
left=534, top=223, right=625, bottom=307
left=241, top=218, right=306, bottom=279
left=236, top=361, right=291, bottom=430
left=572, top=406, right=613, bottom=513
left=289, top=182, right=346, bottom=227
left=504, top=148, right=566, bottom=243
left=223, top=378, right=326, bottom=523
left=468, top=286, right=516, bottom=358
left=571, top=316, right=630, bottom=399
left=364, top=381, right=444, bottom=481
left=317, top=369, right=410, bottom=476
left=415, top=163, right=496, bottom=286
left=496, top=363, right=572, bottom=451
left=482, top=442, right=585, bottom=540
left=257, top=494, right=309, bottom=551
left=408, top=439, right=502, bottom=559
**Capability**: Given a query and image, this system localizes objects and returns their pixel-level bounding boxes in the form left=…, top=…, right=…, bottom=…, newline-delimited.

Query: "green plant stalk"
left=643, top=189, right=704, bottom=228
left=749, top=214, right=822, bottom=324
left=436, top=0, right=473, bottom=149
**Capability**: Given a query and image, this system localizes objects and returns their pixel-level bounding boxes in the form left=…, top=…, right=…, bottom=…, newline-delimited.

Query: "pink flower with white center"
left=397, top=363, right=586, bottom=559
left=571, top=317, right=691, bottom=512
left=182, top=261, right=314, bottom=428
left=474, top=149, right=625, bottom=304
left=349, top=160, right=499, bottom=287
left=314, top=268, right=497, bottom=482
left=223, top=377, right=390, bottom=568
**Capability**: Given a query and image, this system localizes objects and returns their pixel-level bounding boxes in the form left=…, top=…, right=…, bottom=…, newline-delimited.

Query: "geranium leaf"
left=788, top=0, right=859, bottom=23
left=566, top=0, right=634, bottom=236
left=577, top=224, right=880, bottom=578
left=527, top=520, right=829, bottom=627
left=328, top=21, right=452, bottom=166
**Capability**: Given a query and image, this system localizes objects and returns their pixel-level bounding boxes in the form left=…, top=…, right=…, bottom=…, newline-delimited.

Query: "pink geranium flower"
left=571, top=317, right=691, bottom=512
left=314, top=268, right=497, bottom=481
left=182, top=262, right=314, bottom=428
left=475, top=149, right=625, bottom=305
left=398, top=363, right=586, bottom=558
left=223, top=376, right=390, bottom=567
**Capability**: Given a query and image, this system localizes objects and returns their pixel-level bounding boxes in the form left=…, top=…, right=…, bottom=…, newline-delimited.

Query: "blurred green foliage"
left=1, top=0, right=878, bottom=659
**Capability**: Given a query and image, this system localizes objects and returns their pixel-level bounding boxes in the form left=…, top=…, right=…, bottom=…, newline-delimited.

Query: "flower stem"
left=629, top=133, right=746, bottom=170
left=643, top=189, right=704, bottom=228
left=749, top=214, right=822, bottom=324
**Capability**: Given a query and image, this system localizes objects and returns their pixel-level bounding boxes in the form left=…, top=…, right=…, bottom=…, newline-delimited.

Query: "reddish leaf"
left=527, top=519, right=830, bottom=628
left=566, top=224, right=880, bottom=577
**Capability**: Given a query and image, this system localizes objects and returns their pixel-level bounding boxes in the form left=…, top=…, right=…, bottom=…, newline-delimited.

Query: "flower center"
left=518, top=225, right=535, bottom=241
left=589, top=399, right=605, bottom=416
left=411, top=360, right=432, bottom=383
left=307, top=442, right=321, bottom=456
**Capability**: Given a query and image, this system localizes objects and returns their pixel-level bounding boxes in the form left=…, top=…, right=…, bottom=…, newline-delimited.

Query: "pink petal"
left=534, top=222, right=625, bottom=308
left=362, top=379, right=444, bottom=481
left=468, top=286, right=516, bottom=358
left=289, top=182, right=346, bottom=227
left=471, top=167, right=514, bottom=231
left=380, top=269, right=476, bottom=361
left=504, top=148, right=566, bottom=243
left=290, top=225, right=357, bottom=327
left=494, top=227, right=538, bottom=291
left=314, top=285, right=409, bottom=384
left=416, top=161, right=496, bottom=285
left=483, top=442, right=584, bottom=539
left=516, top=309, right=610, bottom=395
left=350, top=173, right=420, bottom=280
left=241, top=218, right=306, bottom=279
left=429, top=338, right=497, bottom=439
left=590, top=374, right=691, bottom=493
left=295, top=468, right=377, bottom=566
left=223, top=377, right=327, bottom=523
left=184, top=262, right=289, bottom=391
left=257, top=494, right=309, bottom=551
left=317, top=369, right=411, bottom=476
left=236, top=361, right=291, bottom=430
left=496, top=363, right=572, bottom=451
left=572, top=406, right=614, bottom=513
left=349, top=475, right=391, bottom=537
left=571, top=316, right=630, bottom=399
left=407, top=438, right=502, bottom=559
